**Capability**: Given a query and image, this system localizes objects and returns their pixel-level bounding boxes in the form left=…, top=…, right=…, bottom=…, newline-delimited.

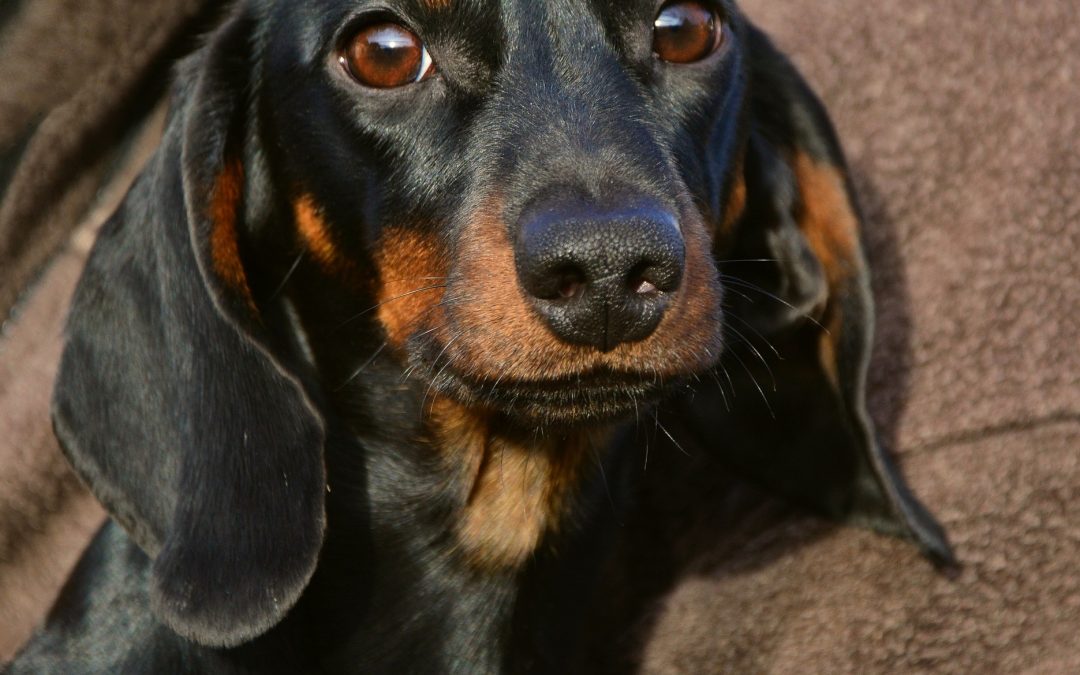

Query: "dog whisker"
left=720, top=285, right=757, bottom=307
left=724, top=324, right=777, bottom=392
left=652, top=411, right=691, bottom=458
left=718, top=362, right=737, bottom=402
left=335, top=341, right=388, bottom=391
left=421, top=333, right=465, bottom=419
left=726, top=346, right=775, bottom=419
left=269, top=251, right=305, bottom=300
left=726, top=312, right=782, bottom=359
left=708, top=368, right=732, bottom=412
left=591, top=446, right=622, bottom=525
left=337, top=283, right=448, bottom=328
left=718, top=274, right=829, bottom=333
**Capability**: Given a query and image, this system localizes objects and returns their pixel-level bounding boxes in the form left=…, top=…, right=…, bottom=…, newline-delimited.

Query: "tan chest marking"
left=430, top=399, right=607, bottom=571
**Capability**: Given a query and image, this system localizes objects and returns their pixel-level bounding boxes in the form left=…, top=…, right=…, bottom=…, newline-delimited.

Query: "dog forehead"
left=261, top=0, right=668, bottom=56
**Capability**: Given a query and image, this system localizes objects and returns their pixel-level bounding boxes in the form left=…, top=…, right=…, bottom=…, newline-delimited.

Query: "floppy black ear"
left=681, top=27, right=952, bottom=564
left=52, top=10, right=327, bottom=647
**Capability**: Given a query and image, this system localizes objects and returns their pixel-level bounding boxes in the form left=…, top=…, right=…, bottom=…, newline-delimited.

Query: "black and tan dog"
left=7, top=0, right=951, bottom=672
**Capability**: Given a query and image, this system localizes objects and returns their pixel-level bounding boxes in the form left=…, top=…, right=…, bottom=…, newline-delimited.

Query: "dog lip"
left=404, top=328, right=719, bottom=426
left=472, top=373, right=664, bottom=402
left=416, top=359, right=675, bottom=426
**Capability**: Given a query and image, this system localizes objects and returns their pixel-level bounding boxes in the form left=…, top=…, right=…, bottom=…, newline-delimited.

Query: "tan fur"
left=790, top=152, right=859, bottom=287
left=293, top=194, right=362, bottom=283
left=209, top=158, right=255, bottom=310
left=720, top=172, right=747, bottom=233
left=790, top=151, right=863, bottom=388
left=373, top=227, right=449, bottom=350
left=435, top=202, right=724, bottom=382
left=430, top=399, right=607, bottom=570
left=718, top=159, right=748, bottom=236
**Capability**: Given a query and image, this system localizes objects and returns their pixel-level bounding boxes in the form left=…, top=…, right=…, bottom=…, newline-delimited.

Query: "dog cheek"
left=373, top=226, right=449, bottom=351
left=679, top=221, right=726, bottom=357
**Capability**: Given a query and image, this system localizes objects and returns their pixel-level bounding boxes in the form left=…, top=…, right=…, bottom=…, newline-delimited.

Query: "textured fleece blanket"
left=0, top=0, right=198, bottom=656
left=1, top=0, right=1077, bottom=670
left=0, top=0, right=213, bottom=321
left=0, top=98, right=167, bottom=662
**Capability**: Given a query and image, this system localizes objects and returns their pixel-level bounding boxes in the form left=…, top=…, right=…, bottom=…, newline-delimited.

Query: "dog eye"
left=341, top=22, right=435, bottom=88
left=653, top=1, right=724, bottom=64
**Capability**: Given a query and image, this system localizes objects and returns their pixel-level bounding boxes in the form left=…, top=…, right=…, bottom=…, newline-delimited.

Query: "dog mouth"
left=407, top=341, right=687, bottom=427
left=436, top=368, right=675, bottom=426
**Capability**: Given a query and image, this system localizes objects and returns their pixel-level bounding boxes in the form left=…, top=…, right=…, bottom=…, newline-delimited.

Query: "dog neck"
left=427, top=397, right=611, bottom=570
left=303, top=361, right=620, bottom=671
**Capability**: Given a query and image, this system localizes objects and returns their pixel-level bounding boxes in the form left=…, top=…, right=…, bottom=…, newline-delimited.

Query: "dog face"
left=234, top=0, right=749, bottom=426
left=47, top=0, right=950, bottom=656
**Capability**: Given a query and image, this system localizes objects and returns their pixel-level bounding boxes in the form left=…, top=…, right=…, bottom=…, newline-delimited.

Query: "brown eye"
left=653, top=2, right=723, bottom=64
left=341, top=22, right=434, bottom=88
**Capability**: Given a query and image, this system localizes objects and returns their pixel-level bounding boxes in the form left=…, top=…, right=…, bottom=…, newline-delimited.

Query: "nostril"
left=556, top=268, right=586, bottom=300
left=558, top=281, right=584, bottom=300
left=630, top=277, right=659, bottom=295
left=627, top=260, right=679, bottom=297
left=627, top=261, right=660, bottom=295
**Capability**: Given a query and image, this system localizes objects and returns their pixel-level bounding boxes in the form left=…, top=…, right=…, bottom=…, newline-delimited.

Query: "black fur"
left=7, top=1, right=951, bottom=673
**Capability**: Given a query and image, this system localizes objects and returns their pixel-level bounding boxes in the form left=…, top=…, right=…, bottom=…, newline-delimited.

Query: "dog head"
left=52, top=0, right=948, bottom=651
left=248, top=0, right=751, bottom=427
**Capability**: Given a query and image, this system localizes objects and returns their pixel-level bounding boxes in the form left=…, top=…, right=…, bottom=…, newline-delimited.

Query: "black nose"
left=515, top=199, right=686, bottom=351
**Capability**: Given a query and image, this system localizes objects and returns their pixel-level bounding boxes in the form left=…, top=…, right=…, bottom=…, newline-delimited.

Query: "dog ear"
left=51, top=10, right=327, bottom=647
left=683, top=29, right=953, bottom=564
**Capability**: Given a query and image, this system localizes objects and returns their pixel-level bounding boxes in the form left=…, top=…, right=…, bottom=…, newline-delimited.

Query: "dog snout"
left=515, top=199, right=685, bottom=351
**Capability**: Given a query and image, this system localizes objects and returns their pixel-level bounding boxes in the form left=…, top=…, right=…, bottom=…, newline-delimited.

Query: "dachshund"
left=6, top=0, right=951, bottom=672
